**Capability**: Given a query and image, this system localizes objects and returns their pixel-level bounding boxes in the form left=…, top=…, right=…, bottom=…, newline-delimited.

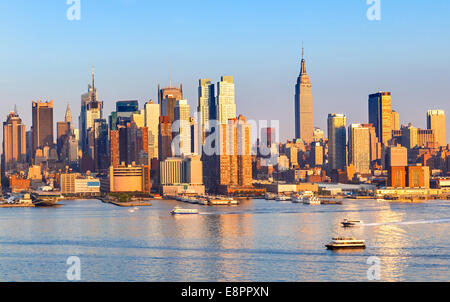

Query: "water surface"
left=0, top=199, right=448, bottom=281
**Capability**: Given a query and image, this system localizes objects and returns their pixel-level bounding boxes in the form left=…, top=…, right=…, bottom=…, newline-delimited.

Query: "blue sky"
left=0, top=0, right=449, bottom=143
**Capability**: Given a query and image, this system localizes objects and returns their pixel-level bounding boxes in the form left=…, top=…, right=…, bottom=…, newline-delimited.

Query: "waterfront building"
left=182, top=155, right=203, bottom=185
left=348, top=124, right=371, bottom=174
left=327, top=114, right=347, bottom=171
left=204, top=115, right=253, bottom=191
left=60, top=173, right=100, bottom=195
left=217, top=76, right=236, bottom=124
left=407, top=165, right=430, bottom=188
left=427, top=110, right=446, bottom=147
left=389, top=166, right=406, bottom=188
left=294, top=46, right=313, bottom=143
left=31, top=100, right=54, bottom=159
left=368, top=91, right=392, bottom=145
left=160, top=157, right=183, bottom=185
left=101, top=163, right=151, bottom=194
left=2, top=111, right=27, bottom=175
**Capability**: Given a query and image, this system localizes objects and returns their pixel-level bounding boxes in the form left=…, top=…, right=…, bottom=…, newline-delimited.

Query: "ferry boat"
left=325, top=237, right=366, bottom=250
left=303, top=196, right=321, bottom=205
left=276, top=195, right=291, bottom=201
left=170, top=207, right=199, bottom=215
left=341, top=219, right=363, bottom=227
left=291, top=194, right=303, bottom=203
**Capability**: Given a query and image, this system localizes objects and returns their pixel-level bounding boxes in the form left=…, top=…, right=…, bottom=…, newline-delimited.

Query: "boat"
left=303, top=196, right=321, bottom=205
left=265, top=193, right=276, bottom=200
left=325, top=237, right=366, bottom=250
left=170, top=207, right=199, bottom=215
left=291, top=194, right=303, bottom=203
left=341, top=219, right=363, bottom=227
left=229, top=199, right=239, bottom=205
left=31, top=191, right=64, bottom=207
left=276, top=195, right=291, bottom=201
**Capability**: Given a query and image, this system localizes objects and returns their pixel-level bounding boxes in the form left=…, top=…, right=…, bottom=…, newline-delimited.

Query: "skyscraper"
left=2, top=110, right=26, bottom=174
left=173, top=100, right=191, bottom=156
left=348, top=124, right=371, bottom=174
left=217, top=76, right=236, bottom=124
left=145, top=100, right=160, bottom=160
left=198, top=79, right=215, bottom=142
left=32, top=100, right=54, bottom=159
left=158, top=84, right=183, bottom=124
left=295, top=46, right=313, bottom=143
left=391, top=110, right=400, bottom=131
left=369, top=92, right=392, bottom=145
left=80, top=67, right=98, bottom=153
left=427, top=110, right=446, bottom=147
left=204, top=115, right=252, bottom=191
left=327, top=114, right=347, bottom=171
left=158, top=116, right=172, bottom=162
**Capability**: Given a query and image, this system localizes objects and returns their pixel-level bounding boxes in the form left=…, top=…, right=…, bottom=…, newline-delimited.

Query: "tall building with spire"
left=158, top=84, right=183, bottom=124
left=80, top=67, right=98, bottom=153
left=79, top=67, right=103, bottom=172
left=65, top=103, right=73, bottom=131
left=294, top=46, right=314, bottom=143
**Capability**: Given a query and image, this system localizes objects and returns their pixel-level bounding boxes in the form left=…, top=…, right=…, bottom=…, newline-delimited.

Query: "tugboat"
left=341, top=219, right=363, bottom=227
left=170, top=207, right=199, bottom=215
left=325, top=237, right=366, bottom=250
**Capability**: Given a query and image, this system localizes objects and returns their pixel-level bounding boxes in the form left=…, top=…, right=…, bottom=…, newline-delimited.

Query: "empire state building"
left=294, top=46, right=313, bottom=143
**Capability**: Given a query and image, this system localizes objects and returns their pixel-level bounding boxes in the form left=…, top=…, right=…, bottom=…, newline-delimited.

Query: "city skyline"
left=1, top=1, right=449, bottom=143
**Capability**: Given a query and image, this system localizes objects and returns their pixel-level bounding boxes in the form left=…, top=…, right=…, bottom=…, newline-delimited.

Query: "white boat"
left=170, top=207, right=199, bottom=215
left=291, top=195, right=303, bottom=203
left=229, top=199, right=239, bottom=205
left=341, top=219, right=363, bottom=227
left=325, top=237, right=366, bottom=250
left=276, top=195, right=291, bottom=201
left=303, top=196, right=321, bottom=205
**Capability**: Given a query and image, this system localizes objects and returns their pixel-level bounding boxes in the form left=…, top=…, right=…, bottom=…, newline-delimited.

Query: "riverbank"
left=0, top=203, right=35, bottom=208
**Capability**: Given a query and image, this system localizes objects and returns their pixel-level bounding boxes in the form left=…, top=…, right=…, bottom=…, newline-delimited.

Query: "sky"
left=0, top=0, right=449, bottom=143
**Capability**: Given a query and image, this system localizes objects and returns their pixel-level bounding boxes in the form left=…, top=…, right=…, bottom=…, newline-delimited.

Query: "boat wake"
left=363, top=218, right=450, bottom=227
